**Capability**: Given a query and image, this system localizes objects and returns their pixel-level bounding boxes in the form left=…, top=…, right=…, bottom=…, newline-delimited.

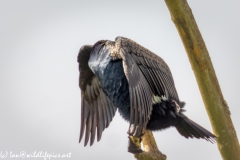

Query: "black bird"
left=78, top=36, right=216, bottom=153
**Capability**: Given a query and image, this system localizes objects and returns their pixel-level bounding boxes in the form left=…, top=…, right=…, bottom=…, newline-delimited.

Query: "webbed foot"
left=128, top=136, right=143, bottom=154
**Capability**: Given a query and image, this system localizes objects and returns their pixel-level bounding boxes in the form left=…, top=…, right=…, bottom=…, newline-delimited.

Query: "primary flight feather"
left=78, top=36, right=216, bottom=150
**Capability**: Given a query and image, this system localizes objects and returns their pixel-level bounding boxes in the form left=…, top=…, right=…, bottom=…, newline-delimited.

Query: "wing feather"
left=117, top=36, right=179, bottom=101
left=78, top=45, right=117, bottom=146
left=80, top=77, right=117, bottom=146
left=96, top=95, right=104, bottom=141
left=90, top=101, right=97, bottom=146
left=79, top=97, right=89, bottom=143
left=84, top=106, right=92, bottom=146
left=112, top=36, right=179, bottom=136
left=119, top=49, right=152, bottom=137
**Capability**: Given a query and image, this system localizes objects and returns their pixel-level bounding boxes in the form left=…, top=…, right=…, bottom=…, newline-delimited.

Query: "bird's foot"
left=128, top=136, right=143, bottom=154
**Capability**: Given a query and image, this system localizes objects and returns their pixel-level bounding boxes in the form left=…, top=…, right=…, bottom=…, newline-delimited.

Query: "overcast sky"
left=0, top=0, right=239, bottom=160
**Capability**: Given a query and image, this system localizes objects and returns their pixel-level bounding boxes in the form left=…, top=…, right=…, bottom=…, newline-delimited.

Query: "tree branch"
left=164, top=0, right=240, bottom=159
left=133, top=130, right=166, bottom=160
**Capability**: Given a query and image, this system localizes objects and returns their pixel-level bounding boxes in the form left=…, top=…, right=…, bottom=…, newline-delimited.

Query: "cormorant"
left=78, top=36, right=216, bottom=153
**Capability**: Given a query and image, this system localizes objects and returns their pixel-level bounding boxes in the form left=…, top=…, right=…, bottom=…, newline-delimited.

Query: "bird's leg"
left=127, top=124, right=146, bottom=154
left=128, top=124, right=146, bottom=137
left=128, top=136, right=143, bottom=154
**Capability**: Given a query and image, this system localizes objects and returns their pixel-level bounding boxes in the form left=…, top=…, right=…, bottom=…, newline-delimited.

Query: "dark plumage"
left=78, top=36, right=216, bottom=147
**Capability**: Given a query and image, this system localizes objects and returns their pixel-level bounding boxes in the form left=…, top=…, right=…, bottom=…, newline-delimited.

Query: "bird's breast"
left=89, top=56, right=131, bottom=121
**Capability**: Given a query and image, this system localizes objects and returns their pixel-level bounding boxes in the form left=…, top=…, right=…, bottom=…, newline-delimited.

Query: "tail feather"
left=176, top=115, right=216, bottom=143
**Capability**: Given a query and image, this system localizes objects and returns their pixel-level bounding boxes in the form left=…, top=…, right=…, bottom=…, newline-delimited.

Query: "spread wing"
left=111, top=37, right=179, bottom=137
left=78, top=45, right=117, bottom=146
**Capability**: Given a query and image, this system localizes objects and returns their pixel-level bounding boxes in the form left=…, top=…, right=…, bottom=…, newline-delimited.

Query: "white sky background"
left=0, top=0, right=239, bottom=159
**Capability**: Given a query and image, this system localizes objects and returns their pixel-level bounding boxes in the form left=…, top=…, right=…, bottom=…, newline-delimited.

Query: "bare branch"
left=164, top=0, right=240, bottom=159
left=134, top=130, right=166, bottom=160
